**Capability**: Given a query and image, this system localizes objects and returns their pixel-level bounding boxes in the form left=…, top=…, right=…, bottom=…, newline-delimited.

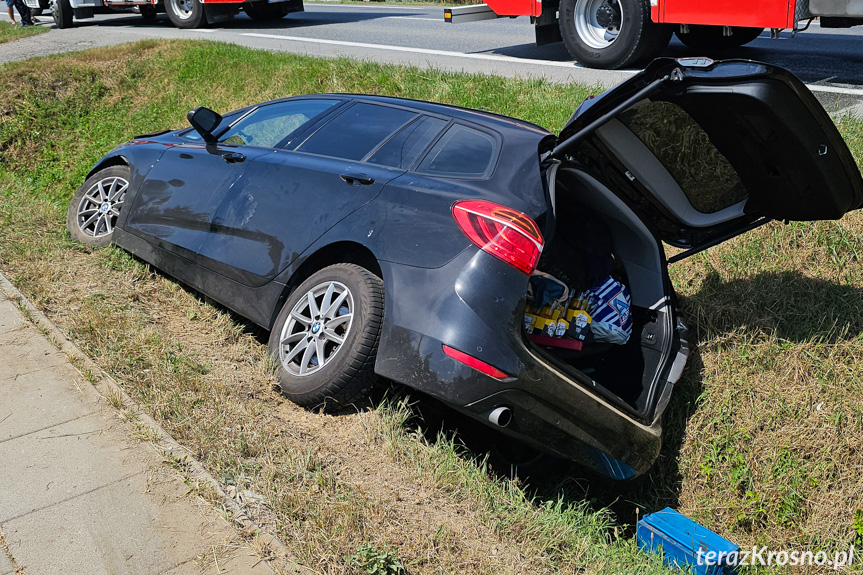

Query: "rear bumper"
left=375, top=248, right=666, bottom=478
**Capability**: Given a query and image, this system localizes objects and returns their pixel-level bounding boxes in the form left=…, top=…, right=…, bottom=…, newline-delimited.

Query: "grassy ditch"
left=1, top=40, right=862, bottom=573
left=0, top=20, right=47, bottom=44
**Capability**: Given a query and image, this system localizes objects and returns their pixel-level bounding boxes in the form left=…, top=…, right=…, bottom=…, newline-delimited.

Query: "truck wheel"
left=675, top=25, right=764, bottom=50
left=52, top=0, right=73, bottom=28
left=243, top=1, right=291, bottom=20
left=139, top=4, right=157, bottom=20
left=166, top=0, right=206, bottom=28
left=559, top=0, right=666, bottom=69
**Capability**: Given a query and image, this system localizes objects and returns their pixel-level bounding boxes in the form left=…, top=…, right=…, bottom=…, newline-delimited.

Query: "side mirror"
left=187, top=106, right=223, bottom=143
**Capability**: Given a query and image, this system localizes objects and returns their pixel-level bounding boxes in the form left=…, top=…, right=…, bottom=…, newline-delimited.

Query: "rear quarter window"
left=416, top=124, right=498, bottom=178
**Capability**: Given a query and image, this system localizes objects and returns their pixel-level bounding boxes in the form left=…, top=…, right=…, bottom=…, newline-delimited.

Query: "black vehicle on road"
left=67, top=58, right=862, bottom=479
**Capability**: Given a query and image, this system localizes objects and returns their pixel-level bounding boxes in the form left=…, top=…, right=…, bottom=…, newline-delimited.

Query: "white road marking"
left=187, top=28, right=218, bottom=32
left=805, top=84, right=863, bottom=96
left=239, top=33, right=587, bottom=69
left=239, top=33, right=863, bottom=96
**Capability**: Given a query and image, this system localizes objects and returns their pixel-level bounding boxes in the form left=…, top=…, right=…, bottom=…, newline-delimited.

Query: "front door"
left=122, top=142, right=271, bottom=261
left=195, top=100, right=425, bottom=286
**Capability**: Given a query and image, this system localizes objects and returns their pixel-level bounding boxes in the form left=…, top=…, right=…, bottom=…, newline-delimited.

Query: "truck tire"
left=165, top=0, right=206, bottom=28
left=139, top=4, right=157, bottom=20
left=559, top=0, right=668, bottom=69
left=52, top=0, right=73, bottom=28
left=244, top=0, right=291, bottom=20
left=675, top=25, right=764, bottom=50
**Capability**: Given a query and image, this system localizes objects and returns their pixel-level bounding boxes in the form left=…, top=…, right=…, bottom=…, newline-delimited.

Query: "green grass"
left=0, top=20, right=47, bottom=43
left=1, top=40, right=862, bottom=574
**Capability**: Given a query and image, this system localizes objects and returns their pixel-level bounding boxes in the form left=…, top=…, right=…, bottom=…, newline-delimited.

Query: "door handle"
left=222, top=152, right=246, bottom=164
left=340, top=173, right=375, bottom=186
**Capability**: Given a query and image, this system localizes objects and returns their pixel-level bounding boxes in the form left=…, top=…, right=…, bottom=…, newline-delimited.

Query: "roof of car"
left=297, top=93, right=554, bottom=138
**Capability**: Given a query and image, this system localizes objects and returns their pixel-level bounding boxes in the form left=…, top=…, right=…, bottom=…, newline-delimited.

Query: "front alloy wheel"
left=66, top=165, right=130, bottom=248
left=268, top=264, right=384, bottom=410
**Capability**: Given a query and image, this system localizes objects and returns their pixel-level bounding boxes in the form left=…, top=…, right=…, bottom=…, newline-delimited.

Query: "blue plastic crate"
left=637, top=508, right=739, bottom=575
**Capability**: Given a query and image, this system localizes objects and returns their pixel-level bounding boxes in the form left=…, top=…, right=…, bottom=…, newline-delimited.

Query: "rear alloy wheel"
left=243, top=0, right=291, bottom=20
left=675, top=25, right=764, bottom=50
left=166, top=0, right=206, bottom=28
left=52, top=0, right=73, bottom=28
left=66, top=165, right=130, bottom=248
left=559, top=0, right=669, bottom=69
left=268, top=264, right=384, bottom=411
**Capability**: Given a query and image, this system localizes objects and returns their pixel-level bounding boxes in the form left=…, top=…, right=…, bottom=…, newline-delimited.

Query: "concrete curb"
left=0, top=271, right=306, bottom=575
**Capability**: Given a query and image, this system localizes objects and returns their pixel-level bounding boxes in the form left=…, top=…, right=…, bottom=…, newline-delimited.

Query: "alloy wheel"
left=279, top=281, right=354, bottom=377
left=75, top=176, right=128, bottom=238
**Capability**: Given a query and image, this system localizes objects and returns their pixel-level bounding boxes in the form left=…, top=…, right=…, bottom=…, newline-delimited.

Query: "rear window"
left=417, top=124, right=497, bottom=178
left=298, top=103, right=418, bottom=161
left=619, top=101, right=747, bottom=214
left=367, top=116, right=447, bottom=169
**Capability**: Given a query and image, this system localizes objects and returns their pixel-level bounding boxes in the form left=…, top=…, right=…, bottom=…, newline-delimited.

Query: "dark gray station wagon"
left=67, top=58, right=862, bottom=479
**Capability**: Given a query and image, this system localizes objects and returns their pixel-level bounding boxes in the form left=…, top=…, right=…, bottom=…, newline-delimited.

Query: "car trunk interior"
left=524, top=164, right=674, bottom=421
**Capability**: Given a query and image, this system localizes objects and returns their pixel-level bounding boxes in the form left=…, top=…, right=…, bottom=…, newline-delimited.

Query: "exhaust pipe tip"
left=488, top=406, right=512, bottom=428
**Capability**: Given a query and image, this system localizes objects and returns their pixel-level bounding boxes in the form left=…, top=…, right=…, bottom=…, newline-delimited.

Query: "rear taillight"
left=451, top=200, right=544, bottom=275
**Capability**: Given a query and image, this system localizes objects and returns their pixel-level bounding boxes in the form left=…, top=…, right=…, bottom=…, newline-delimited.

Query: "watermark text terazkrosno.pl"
left=698, top=546, right=855, bottom=569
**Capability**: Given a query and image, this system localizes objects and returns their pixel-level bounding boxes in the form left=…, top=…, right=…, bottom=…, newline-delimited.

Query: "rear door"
left=553, top=58, right=863, bottom=256
left=195, top=101, right=433, bottom=286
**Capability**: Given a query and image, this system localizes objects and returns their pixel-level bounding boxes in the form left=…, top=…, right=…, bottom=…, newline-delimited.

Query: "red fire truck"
left=445, top=0, right=862, bottom=69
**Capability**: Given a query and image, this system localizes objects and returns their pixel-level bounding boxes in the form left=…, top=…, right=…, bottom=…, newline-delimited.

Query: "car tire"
left=52, top=0, right=73, bottom=29
left=165, top=0, right=206, bottom=28
left=675, top=25, right=764, bottom=50
left=65, top=165, right=130, bottom=249
left=243, top=1, right=290, bottom=20
left=559, top=0, right=663, bottom=69
left=268, top=264, right=384, bottom=411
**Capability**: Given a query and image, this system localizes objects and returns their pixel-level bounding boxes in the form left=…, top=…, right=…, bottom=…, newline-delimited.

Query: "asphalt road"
left=3, top=2, right=863, bottom=112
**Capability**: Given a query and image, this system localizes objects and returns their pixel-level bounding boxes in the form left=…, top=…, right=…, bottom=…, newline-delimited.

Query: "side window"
left=416, top=124, right=497, bottom=178
left=618, top=101, right=748, bottom=214
left=298, top=103, right=418, bottom=161
left=219, top=99, right=340, bottom=149
left=366, top=116, right=447, bottom=169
